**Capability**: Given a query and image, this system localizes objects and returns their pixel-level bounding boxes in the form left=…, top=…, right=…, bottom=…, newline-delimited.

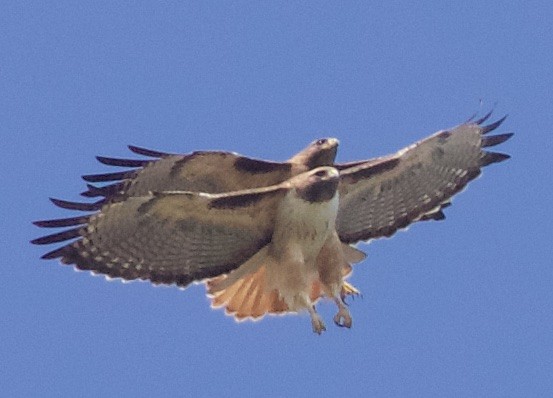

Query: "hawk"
left=77, top=137, right=340, bottom=204
left=32, top=113, right=512, bottom=333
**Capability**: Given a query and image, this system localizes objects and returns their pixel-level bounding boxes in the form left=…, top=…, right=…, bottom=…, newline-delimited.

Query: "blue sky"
left=2, top=2, right=552, bottom=397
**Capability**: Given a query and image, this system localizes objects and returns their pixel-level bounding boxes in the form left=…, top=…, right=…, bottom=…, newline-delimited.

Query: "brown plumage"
left=32, top=114, right=512, bottom=333
left=79, top=138, right=339, bottom=202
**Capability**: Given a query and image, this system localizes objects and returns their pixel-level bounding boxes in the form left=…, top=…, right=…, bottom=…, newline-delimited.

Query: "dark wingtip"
left=474, top=110, right=494, bottom=125
left=50, top=197, right=103, bottom=211
left=127, top=145, right=170, bottom=158
left=96, top=156, right=150, bottom=168
left=41, top=246, right=69, bottom=260
left=464, top=111, right=478, bottom=123
left=481, top=115, right=508, bottom=134
left=96, top=155, right=112, bottom=165
left=82, top=170, right=136, bottom=182
left=33, top=215, right=89, bottom=228
left=481, top=152, right=511, bottom=166
left=81, top=184, right=100, bottom=197
left=81, top=183, right=124, bottom=199
left=31, top=228, right=82, bottom=245
left=482, top=133, right=514, bottom=148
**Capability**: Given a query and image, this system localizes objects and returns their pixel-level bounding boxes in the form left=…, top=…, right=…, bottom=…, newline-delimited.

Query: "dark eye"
left=316, top=139, right=328, bottom=146
left=314, top=170, right=327, bottom=177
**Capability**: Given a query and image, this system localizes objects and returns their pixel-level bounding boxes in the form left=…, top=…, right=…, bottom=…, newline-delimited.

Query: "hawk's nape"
left=336, top=115, right=512, bottom=244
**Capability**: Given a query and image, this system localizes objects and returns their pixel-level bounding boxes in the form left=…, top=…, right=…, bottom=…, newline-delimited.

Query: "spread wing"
left=79, top=138, right=338, bottom=205
left=32, top=186, right=288, bottom=288
left=336, top=115, right=513, bottom=244
left=80, top=146, right=293, bottom=204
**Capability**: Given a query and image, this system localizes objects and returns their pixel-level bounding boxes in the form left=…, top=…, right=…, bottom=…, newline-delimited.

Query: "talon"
left=311, top=314, right=326, bottom=334
left=333, top=297, right=353, bottom=328
left=341, top=281, right=361, bottom=301
left=308, top=306, right=326, bottom=334
left=333, top=310, right=352, bottom=328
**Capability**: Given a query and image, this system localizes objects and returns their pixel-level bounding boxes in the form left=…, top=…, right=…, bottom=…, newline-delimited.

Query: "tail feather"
left=229, top=275, right=257, bottom=317
left=208, top=246, right=269, bottom=293
left=208, top=265, right=289, bottom=320
left=236, top=272, right=267, bottom=317
left=210, top=278, right=239, bottom=308
left=244, top=275, right=267, bottom=317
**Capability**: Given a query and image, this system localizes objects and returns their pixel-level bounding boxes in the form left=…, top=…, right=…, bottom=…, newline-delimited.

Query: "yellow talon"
left=341, top=281, right=361, bottom=297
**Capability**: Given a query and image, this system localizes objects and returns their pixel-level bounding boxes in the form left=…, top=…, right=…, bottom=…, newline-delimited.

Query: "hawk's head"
left=291, top=138, right=339, bottom=170
left=295, top=166, right=340, bottom=203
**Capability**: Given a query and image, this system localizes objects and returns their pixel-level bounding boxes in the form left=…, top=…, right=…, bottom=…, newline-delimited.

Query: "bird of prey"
left=32, top=114, right=513, bottom=333
left=77, top=137, right=340, bottom=205
left=37, top=136, right=365, bottom=302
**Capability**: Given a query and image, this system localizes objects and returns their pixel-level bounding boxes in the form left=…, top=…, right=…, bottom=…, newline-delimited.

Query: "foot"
left=308, top=306, right=326, bottom=334
left=341, top=281, right=361, bottom=297
left=333, top=308, right=352, bottom=328
left=341, top=281, right=361, bottom=302
left=333, top=298, right=353, bottom=328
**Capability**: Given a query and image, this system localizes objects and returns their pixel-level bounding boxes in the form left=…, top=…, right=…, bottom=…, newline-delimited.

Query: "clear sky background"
left=2, top=2, right=552, bottom=397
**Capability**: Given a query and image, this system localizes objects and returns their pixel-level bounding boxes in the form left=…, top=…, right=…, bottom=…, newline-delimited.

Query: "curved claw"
left=333, top=310, right=353, bottom=328
left=333, top=298, right=353, bottom=329
left=341, top=281, right=361, bottom=303
left=311, top=315, right=327, bottom=335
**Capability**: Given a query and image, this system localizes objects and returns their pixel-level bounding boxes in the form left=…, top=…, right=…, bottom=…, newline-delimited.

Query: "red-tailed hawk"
left=32, top=114, right=512, bottom=333
left=78, top=137, right=339, bottom=204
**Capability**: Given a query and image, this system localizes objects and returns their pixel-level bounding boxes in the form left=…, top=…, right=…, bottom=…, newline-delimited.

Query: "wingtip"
left=49, top=197, right=65, bottom=207
left=127, top=144, right=144, bottom=154
left=481, top=115, right=508, bottom=134
left=482, top=132, right=514, bottom=148
left=82, top=170, right=136, bottom=182
left=31, top=227, right=82, bottom=245
left=81, top=174, right=96, bottom=182
left=95, top=155, right=117, bottom=166
left=127, top=145, right=170, bottom=158
left=40, top=246, right=68, bottom=260
left=481, top=151, right=511, bottom=166
left=474, top=110, right=494, bottom=125
left=80, top=184, right=99, bottom=197
left=96, top=156, right=150, bottom=168
left=49, top=197, right=103, bottom=211
left=32, top=215, right=90, bottom=228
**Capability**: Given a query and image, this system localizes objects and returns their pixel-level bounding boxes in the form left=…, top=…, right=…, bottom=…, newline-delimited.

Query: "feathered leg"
left=317, top=233, right=354, bottom=329
left=307, top=304, right=326, bottom=334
